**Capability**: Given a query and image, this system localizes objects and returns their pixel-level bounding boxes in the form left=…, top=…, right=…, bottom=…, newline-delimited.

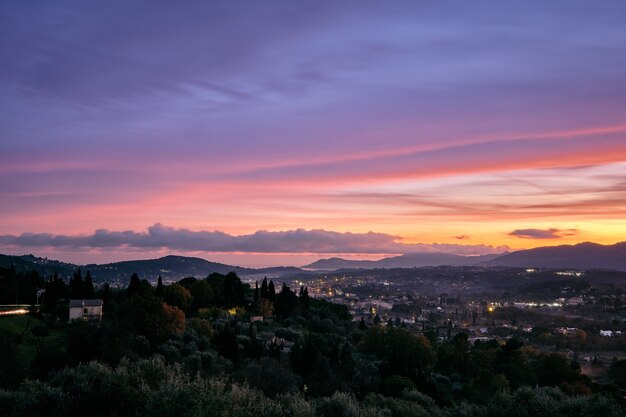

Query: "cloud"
left=509, top=228, right=579, bottom=239
left=0, top=224, right=506, bottom=256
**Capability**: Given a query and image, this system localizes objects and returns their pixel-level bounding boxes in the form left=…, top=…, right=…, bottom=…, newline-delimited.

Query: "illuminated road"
left=0, top=305, right=31, bottom=316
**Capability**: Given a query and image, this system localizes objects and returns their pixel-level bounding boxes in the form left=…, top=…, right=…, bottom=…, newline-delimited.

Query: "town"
left=283, top=267, right=626, bottom=373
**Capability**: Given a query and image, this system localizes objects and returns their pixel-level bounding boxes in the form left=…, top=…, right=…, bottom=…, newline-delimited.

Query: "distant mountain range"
left=1, top=241, right=625, bottom=283
left=305, top=242, right=626, bottom=271
left=486, top=241, right=626, bottom=270
left=303, top=252, right=502, bottom=270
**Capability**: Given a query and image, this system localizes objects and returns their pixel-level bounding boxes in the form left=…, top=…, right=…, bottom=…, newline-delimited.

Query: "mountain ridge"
left=2, top=241, right=625, bottom=283
left=486, top=241, right=626, bottom=270
left=0, top=254, right=305, bottom=282
left=303, top=252, right=502, bottom=270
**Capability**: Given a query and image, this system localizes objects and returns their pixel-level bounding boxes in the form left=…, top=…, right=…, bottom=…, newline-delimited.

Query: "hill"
left=0, top=254, right=306, bottom=282
left=0, top=254, right=76, bottom=278
left=303, top=252, right=501, bottom=270
left=83, top=255, right=254, bottom=281
left=486, top=241, right=626, bottom=270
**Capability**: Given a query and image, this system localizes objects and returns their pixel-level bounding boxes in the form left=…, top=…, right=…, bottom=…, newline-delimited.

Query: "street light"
left=487, top=305, right=495, bottom=325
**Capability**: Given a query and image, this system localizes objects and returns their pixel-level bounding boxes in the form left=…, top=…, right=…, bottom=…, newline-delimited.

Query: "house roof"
left=69, top=299, right=103, bottom=307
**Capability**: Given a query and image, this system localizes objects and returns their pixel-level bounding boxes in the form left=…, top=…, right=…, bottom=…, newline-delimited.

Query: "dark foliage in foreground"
left=1, top=269, right=624, bottom=416
left=0, top=357, right=622, bottom=417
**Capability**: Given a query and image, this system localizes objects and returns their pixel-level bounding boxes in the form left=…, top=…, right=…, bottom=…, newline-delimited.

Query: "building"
left=69, top=299, right=103, bottom=324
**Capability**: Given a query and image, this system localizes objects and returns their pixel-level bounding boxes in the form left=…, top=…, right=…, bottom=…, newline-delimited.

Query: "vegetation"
left=0, top=267, right=624, bottom=416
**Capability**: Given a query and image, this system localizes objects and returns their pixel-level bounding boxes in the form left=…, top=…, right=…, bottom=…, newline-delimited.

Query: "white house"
left=69, top=299, right=103, bottom=324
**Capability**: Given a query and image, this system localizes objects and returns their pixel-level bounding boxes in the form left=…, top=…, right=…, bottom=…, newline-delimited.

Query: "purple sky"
left=1, top=1, right=625, bottom=266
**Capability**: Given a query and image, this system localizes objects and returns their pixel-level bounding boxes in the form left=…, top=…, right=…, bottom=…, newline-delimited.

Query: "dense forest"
left=0, top=265, right=624, bottom=417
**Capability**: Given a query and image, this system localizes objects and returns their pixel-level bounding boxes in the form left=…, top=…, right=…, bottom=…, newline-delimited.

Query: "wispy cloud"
left=0, top=224, right=506, bottom=256
left=509, top=228, right=579, bottom=239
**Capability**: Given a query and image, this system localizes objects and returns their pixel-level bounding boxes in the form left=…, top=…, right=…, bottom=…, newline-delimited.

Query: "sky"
left=1, top=1, right=625, bottom=267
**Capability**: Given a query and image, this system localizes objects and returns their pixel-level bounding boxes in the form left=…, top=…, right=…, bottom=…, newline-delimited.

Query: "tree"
left=222, top=272, right=246, bottom=308
left=360, top=327, right=436, bottom=380
left=162, top=303, right=185, bottom=335
left=190, top=280, right=213, bottom=311
left=359, top=317, right=367, bottom=330
left=83, top=271, right=95, bottom=299
left=214, top=324, right=239, bottom=364
left=44, top=271, right=68, bottom=310
left=299, top=286, right=310, bottom=306
left=127, top=273, right=142, bottom=297
left=495, top=338, right=535, bottom=390
left=163, top=283, right=193, bottom=312
left=67, top=320, right=100, bottom=364
left=258, top=298, right=274, bottom=318
left=0, top=329, right=23, bottom=388
left=205, top=272, right=247, bottom=308
left=156, top=275, right=164, bottom=297
left=268, top=280, right=276, bottom=303
left=186, top=318, right=213, bottom=341
left=382, top=375, right=417, bottom=397
left=260, top=277, right=269, bottom=299
left=100, top=282, right=111, bottom=304
left=536, top=352, right=585, bottom=391
left=0, top=266, right=19, bottom=304
left=70, top=268, right=83, bottom=299
left=207, top=273, right=225, bottom=302
left=128, top=295, right=185, bottom=345
left=254, top=281, right=259, bottom=304
left=436, top=332, right=470, bottom=376
left=274, top=283, right=299, bottom=318
left=240, top=357, right=301, bottom=398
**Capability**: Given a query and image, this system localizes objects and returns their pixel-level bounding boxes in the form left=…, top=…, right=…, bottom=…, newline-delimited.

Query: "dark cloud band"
left=509, top=228, right=578, bottom=239
left=0, top=224, right=506, bottom=255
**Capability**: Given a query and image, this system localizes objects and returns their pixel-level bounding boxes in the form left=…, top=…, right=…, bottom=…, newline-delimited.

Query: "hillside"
left=0, top=254, right=305, bottom=282
left=0, top=254, right=76, bottom=278
left=486, top=241, right=626, bottom=270
left=304, top=252, right=501, bottom=270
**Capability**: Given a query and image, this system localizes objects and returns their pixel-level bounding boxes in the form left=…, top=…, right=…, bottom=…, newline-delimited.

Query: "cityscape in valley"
left=1, top=242, right=625, bottom=414
left=1, top=1, right=626, bottom=416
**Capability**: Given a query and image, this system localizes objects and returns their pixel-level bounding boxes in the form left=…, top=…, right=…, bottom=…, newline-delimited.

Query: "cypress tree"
left=70, top=268, right=83, bottom=299
left=268, top=280, right=276, bottom=303
left=254, top=280, right=259, bottom=303
left=260, top=277, right=269, bottom=299
left=83, top=271, right=95, bottom=299
left=156, top=275, right=164, bottom=297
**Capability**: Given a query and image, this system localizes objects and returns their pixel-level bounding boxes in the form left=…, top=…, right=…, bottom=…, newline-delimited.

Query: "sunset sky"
left=1, top=1, right=625, bottom=267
